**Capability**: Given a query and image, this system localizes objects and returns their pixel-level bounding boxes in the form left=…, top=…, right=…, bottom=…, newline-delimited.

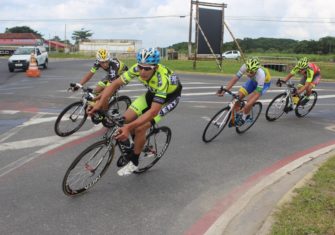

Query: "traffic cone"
left=26, top=53, right=40, bottom=77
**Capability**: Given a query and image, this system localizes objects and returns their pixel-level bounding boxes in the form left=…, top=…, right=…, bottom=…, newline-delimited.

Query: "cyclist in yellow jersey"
left=88, top=48, right=182, bottom=176
left=71, top=48, right=128, bottom=94
left=279, top=57, right=321, bottom=105
left=217, top=57, right=271, bottom=126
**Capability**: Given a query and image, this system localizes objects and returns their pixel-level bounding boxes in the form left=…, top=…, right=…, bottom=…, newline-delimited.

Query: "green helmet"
left=246, top=57, right=260, bottom=72
left=296, top=57, right=309, bottom=70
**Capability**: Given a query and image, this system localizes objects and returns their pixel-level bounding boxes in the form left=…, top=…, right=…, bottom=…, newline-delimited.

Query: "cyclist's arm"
left=283, top=73, right=294, bottom=82
left=79, top=71, right=94, bottom=85
left=225, top=75, right=239, bottom=91
left=88, top=77, right=125, bottom=115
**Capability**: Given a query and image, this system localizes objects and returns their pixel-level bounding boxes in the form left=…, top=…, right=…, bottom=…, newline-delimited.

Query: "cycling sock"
left=242, top=113, right=248, bottom=120
left=129, top=153, right=140, bottom=166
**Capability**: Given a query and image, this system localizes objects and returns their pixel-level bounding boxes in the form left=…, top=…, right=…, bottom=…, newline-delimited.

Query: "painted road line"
left=0, top=113, right=44, bottom=143
left=325, top=125, right=335, bottom=132
left=0, top=125, right=104, bottom=178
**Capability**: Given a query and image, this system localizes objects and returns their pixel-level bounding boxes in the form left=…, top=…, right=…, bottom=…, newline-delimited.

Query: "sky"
left=1, top=0, right=334, bottom=48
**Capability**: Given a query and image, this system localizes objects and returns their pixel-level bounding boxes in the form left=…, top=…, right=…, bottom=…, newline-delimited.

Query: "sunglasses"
left=138, top=64, right=155, bottom=71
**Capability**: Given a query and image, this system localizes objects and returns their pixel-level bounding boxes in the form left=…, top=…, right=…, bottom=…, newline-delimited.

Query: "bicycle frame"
left=281, top=80, right=296, bottom=109
left=213, top=88, right=245, bottom=128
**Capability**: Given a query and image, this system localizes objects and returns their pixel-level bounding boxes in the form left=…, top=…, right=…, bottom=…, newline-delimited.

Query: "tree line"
left=170, top=37, right=335, bottom=55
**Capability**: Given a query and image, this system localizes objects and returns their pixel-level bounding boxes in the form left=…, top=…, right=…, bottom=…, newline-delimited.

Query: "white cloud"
left=0, top=0, right=334, bottom=47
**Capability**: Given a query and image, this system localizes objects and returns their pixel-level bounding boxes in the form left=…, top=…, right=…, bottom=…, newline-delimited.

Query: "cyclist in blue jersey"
left=88, top=48, right=182, bottom=176
left=217, top=57, right=271, bottom=126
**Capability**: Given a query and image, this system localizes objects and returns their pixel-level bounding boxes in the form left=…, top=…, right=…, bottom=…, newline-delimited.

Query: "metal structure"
left=188, top=0, right=227, bottom=70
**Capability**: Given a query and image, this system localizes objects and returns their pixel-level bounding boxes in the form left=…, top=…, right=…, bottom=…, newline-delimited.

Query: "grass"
left=49, top=52, right=335, bottom=80
left=270, top=155, right=335, bottom=235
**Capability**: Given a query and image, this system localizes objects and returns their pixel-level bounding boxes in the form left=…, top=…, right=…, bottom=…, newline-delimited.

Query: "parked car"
left=8, top=46, right=48, bottom=72
left=221, top=50, right=241, bottom=60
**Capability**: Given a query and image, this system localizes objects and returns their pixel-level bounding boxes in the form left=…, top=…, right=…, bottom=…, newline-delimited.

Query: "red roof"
left=0, top=33, right=41, bottom=39
left=44, top=40, right=68, bottom=48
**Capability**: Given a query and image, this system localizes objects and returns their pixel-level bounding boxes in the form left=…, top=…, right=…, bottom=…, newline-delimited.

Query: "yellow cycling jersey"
left=121, top=63, right=181, bottom=102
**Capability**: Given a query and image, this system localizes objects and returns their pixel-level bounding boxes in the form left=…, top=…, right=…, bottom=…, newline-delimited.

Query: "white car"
left=8, top=46, right=48, bottom=72
left=221, top=50, right=241, bottom=60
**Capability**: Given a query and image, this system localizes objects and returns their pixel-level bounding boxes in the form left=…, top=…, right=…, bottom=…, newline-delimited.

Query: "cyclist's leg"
left=307, top=73, right=321, bottom=96
left=132, top=94, right=180, bottom=156
left=119, top=94, right=150, bottom=164
left=238, top=80, right=256, bottom=114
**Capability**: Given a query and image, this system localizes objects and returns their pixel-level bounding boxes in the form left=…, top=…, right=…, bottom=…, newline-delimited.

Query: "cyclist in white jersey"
left=217, top=57, right=271, bottom=126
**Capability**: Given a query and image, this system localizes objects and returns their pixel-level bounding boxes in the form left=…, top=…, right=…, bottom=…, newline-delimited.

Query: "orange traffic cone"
left=26, top=53, right=40, bottom=77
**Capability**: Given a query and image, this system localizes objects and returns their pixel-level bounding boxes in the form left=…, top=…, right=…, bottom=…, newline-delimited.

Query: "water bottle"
left=292, top=95, right=299, bottom=105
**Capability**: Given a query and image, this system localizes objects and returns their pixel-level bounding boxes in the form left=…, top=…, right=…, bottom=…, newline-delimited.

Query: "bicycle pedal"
left=284, top=106, right=293, bottom=113
left=116, top=156, right=129, bottom=167
left=228, top=120, right=234, bottom=128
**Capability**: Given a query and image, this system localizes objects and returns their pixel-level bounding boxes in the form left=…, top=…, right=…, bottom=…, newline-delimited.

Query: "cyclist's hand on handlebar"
left=114, top=125, right=130, bottom=142
left=276, top=79, right=282, bottom=87
left=93, top=93, right=101, bottom=101
left=70, top=83, right=82, bottom=92
left=217, top=86, right=225, bottom=96
left=87, top=103, right=101, bottom=117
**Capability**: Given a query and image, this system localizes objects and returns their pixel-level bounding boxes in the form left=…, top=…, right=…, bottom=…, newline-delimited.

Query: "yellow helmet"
left=296, top=57, right=309, bottom=70
left=245, top=57, right=260, bottom=72
left=96, top=48, right=110, bottom=62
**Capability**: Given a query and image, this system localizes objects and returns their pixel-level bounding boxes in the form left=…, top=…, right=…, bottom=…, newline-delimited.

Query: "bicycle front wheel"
left=236, top=102, right=262, bottom=134
left=108, top=95, right=131, bottom=114
left=202, top=107, right=231, bottom=143
left=135, top=126, right=171, bottom=174
left=54, top=101, right=88, bottom=137
left=62, top=140, right=115, bottom=196
left=295, top=91, right=318, bottom=117
left=265, top=93, right=288, bottom=121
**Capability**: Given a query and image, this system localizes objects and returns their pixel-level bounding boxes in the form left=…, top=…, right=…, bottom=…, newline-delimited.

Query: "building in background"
left=79, top=39, right=142, bottom=56
left=44, top=40, right=71, bottom=53
left=0, top=33, right=43, bottom=55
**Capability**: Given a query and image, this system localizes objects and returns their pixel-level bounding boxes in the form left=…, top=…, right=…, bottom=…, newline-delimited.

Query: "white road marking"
left=325, top=125, right=335, bottom=132
left=0, top=125, right=100, bottom=151
left=0, top=113, right=44, bottom=143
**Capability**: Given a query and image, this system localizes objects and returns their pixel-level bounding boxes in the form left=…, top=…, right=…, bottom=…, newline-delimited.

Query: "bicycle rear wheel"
left=295, top=91, right=318, bottom=117
left=62, top=140, right=115, bottom=196
left=236, top=102, right=262, bottom=134
left=202, top=107, right=231, bottom=143
left=265, top=93, right=288, bottom=121
left=54, top=101, right=88, bottom=137
left=134, top=126, right=171, bottom=174
left=108, top=95, right=131, bottom=114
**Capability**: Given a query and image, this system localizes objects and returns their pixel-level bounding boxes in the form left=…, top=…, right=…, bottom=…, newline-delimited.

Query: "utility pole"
left=64, top=24, right=67, bottom=53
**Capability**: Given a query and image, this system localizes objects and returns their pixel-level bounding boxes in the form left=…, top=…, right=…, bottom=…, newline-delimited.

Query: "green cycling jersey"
left=121, top=63, right=181, bottom=104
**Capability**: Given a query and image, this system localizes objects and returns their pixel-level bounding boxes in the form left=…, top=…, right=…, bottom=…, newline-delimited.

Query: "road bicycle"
left=62, top=109, right=172, bottom=196
left=265, top=79, right=318, bottom=121
left=202, top=87, right=262, bottom=143
left=54, top=83, right=131, bottom=137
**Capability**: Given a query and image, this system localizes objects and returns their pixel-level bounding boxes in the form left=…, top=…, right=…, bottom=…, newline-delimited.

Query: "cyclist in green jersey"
left=71, top=48, right=128, bottom=94
left=279, top=57, right=321, bottom=105
left=88, top=48, right=182, bottom=176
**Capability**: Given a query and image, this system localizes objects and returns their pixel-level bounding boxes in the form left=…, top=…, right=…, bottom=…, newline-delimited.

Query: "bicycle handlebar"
left=219, top=86, right=243, bottom=102
left=68, top=83, right=94, bottom=93
left=94, top=109, right=126, bottom=128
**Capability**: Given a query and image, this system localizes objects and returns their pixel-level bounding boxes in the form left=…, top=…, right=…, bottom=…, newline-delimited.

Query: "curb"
left=256, top=151, right=334, bottom=235
left=203, top=142, right=335, bottom=235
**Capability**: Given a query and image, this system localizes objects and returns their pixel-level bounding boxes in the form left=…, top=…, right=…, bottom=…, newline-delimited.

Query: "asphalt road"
left=0, top=58, right=334, bottom=235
